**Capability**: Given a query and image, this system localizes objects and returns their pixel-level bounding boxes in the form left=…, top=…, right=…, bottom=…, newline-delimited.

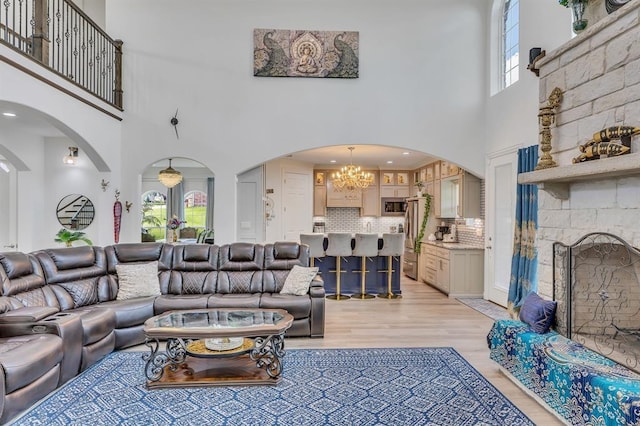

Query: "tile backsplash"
left=316, top=208, right=405, bottom=234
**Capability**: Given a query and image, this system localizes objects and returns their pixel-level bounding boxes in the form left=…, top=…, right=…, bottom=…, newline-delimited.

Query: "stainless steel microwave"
left=381, top=198, right=407, bottom=216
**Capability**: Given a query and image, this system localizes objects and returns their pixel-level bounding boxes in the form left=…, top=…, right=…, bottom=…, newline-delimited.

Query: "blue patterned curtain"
left=508, top=145, right=538, bottom=316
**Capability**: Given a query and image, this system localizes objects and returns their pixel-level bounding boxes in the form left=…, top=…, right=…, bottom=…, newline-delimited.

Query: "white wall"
left=106, top=0, right=491, bottom=244
left=485, top=0, right=571, bottom=156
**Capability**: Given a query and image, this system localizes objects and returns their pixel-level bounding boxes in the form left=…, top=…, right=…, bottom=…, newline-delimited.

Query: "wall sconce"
left=63, top=147, right=79, bottom=165
left=527, top=47, right=545, bottom=77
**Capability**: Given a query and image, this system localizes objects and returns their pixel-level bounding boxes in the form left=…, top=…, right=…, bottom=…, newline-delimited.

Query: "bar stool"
left=326, top=233, right=352, bottom=300
left=378, top=233, right=404, bottom=299
left=352, top=233, right=378, bottom=299
left=300, top=233, right=325, bottom=268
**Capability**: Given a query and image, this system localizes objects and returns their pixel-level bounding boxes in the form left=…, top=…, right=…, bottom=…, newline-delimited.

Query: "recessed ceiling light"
left=330, top=160, right=336, bottom=163
left=2, top=112, right=16, bottom=117
left=387, top=160, right=393, bottom=164
left=402, top=152, right=410, bottom=155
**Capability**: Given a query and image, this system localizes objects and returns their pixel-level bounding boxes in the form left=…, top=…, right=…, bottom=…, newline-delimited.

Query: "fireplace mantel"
left=518, top=153, right=640, bottom=199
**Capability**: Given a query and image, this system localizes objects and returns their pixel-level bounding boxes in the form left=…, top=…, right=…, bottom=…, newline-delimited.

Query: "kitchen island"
left=309, top=236, right=402, bottom=296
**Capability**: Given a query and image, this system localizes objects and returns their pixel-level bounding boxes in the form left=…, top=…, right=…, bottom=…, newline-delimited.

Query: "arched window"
left=141, top=191, right=166, bottom=242
left=184, top=190, right=207, bottom=233
left=502, top=0, right=520, bottom=88
left=502, top=0, right=519, bottom=88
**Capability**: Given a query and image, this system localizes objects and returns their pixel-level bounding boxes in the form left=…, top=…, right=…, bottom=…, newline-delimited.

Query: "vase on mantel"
left=570, top=0, right=589, bottom=33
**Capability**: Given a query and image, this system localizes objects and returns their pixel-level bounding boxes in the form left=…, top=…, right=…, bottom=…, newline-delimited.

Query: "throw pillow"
left=116, top=261, right=161, bottom=300
left=519, top=292, right=557, bottom=334
left=280, top=265, right=318, bottom=296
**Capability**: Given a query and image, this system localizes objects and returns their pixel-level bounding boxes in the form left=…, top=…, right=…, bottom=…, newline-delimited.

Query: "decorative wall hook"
left=114, top=189, right=120, bottom=201
left=101, top=179, right=110, bottom=192
left=125, top=201, right=133, bottom=212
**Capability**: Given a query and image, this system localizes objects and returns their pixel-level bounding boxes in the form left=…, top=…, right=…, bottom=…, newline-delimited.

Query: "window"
left=502, top=0, right=519, bottom=88
left=183, top=190, right=207, bottom=232
left=141, top=191, right=166, bottom=242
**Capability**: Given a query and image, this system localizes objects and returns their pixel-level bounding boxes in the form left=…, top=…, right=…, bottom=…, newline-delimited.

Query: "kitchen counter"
left=422, top=241, right=484, bottom=250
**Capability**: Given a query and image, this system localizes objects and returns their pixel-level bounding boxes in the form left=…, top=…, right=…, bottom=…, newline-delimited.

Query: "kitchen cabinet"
left=421, top=243, right=484, bottom=298
left=313, top=171, right=327, bottom=216
left=439, top=171, right=481, bottom=218
left=439, top=161, right=460, bottom=179
left=326, top=179, right=362, bottom=207
left=314, top=185, right=327, bottom=216
left=380, top=170, right=410, bottom=198
left=380, top=186, right=410, bottom=198
left=360, top=171, right=379, bottom=216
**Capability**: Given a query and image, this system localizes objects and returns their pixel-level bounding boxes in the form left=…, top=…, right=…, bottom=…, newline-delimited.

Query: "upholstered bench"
left=488, top=319, right=640, bottom=425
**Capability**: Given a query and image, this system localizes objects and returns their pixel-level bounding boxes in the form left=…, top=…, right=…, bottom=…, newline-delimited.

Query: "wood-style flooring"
left=285, top=276, right=564, bottom=425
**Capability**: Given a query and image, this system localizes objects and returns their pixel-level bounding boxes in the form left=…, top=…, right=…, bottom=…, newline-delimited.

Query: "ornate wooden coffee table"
left=142, top=308, right=293, bottom=388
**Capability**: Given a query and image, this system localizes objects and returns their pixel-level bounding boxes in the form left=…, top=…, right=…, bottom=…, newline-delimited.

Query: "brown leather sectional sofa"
left=0, top=241, right=324, bottom=423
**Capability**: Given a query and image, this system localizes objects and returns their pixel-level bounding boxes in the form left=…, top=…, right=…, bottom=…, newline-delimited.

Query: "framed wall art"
left=253, top=29, right=359, bottom=78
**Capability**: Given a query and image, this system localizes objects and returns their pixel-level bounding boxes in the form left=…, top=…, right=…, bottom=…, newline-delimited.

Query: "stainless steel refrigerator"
left=403, top=196, right=427, bottom=279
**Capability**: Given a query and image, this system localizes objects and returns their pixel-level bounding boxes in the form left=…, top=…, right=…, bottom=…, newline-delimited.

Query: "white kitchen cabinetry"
left=439, top=172, right=481, bottom=219
left=421, top=243, right=484, bottom=298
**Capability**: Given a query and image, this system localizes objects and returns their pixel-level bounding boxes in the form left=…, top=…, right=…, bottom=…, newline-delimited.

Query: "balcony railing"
left=1, top=0, right=122, bottom=109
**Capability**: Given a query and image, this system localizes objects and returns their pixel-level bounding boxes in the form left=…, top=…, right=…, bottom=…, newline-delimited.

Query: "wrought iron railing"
left=0, top=0, right=122, bottom=108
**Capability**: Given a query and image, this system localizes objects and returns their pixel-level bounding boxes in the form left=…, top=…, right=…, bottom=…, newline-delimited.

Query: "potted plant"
left=414, top=181, right=425, bottom=197
left=55, top=229, right=93, bottom=247
left=559, top=0, right=589, bottom=33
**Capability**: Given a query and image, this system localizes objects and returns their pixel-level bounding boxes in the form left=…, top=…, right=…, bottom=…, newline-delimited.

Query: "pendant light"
left=158, top=158, right=183, bottom=188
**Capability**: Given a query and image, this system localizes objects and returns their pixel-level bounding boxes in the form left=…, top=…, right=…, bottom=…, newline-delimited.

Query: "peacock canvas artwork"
left=253, top=29, right=359, bottom=78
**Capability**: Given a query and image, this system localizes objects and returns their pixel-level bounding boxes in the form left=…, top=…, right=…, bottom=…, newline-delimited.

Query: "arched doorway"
left=141, top=158, right=214, bottom=242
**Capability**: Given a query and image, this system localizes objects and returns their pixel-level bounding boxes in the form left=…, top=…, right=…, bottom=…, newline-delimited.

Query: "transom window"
left=503, top=0, right=519, bottom=88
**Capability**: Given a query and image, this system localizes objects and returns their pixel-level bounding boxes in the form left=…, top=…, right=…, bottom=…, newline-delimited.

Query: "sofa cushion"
left=116, top=262, right=161, bottom=300
left=207, top=294, right=261, bottom=309
left=519, top=292, right=557, bottom=334
left=260, top=293, right=311, bottom=319
left=154, top=294, right=210, bottom=314
left=0, top=334, right=63, bottom=393
left=280, top=265, right=318, bottom=296
left=69, top=307, right=117, bottom=345
left=98, top=297, right=155, bottom=328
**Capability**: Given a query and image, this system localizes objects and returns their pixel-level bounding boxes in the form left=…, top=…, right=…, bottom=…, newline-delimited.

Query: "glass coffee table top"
left=143, top=308, right=293, bottom=339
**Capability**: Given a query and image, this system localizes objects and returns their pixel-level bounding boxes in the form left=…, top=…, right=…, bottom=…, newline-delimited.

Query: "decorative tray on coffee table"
left=185, top=338, right=254, bottom=358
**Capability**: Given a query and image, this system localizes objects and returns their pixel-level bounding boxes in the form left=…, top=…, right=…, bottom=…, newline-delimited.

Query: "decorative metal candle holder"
left=535, top=87, right=563, bottom=170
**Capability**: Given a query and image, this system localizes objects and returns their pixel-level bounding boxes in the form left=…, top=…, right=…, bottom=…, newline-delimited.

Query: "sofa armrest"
left=309, top=275, right=325, bottom=298
left=0, top=307, right=59, bottom=323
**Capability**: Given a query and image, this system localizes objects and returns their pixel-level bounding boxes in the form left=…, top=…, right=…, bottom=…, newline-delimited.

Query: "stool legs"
left=327, top=256, right=351, bottom=300
left=353, top=256, right=375, bottom=299
left=378, top=255, right=402, bottom=299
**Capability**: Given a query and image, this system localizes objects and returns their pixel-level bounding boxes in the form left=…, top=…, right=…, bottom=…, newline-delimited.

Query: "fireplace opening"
left=554, top=232, right=640, bottom=373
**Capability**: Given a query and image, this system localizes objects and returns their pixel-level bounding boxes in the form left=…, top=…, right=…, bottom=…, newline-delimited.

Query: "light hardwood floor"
left=285, top=276, right=564, bottom=425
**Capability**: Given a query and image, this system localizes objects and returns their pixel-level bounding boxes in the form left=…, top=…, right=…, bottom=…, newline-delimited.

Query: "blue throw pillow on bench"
left=519, top=292, right=557, bottom=334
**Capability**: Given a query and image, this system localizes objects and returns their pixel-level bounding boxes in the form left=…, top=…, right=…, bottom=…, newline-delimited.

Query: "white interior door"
left=485, top=149, right=518, bottom=306
left=282, top=171, right=311, bottom=241
left=0, top=160, right=18, bottom=251
left=236, top=166, right=264, bottom=243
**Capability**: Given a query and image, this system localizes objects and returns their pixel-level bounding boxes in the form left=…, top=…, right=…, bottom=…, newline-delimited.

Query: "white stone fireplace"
left=520, top=1, right=640, bottom=300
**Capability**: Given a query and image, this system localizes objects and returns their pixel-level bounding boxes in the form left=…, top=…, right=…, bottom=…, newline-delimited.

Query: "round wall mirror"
left=56, top=194, right=95, bottom=230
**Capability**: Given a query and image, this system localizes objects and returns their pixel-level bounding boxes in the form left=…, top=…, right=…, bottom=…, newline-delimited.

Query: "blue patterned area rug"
left=12, top=347, right=533, bottom=426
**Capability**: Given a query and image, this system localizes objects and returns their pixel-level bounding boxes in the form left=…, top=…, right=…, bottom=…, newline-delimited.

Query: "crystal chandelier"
left=331, top=147, right=374, bottom=192
left=158, top=158, right=183, bottom=188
